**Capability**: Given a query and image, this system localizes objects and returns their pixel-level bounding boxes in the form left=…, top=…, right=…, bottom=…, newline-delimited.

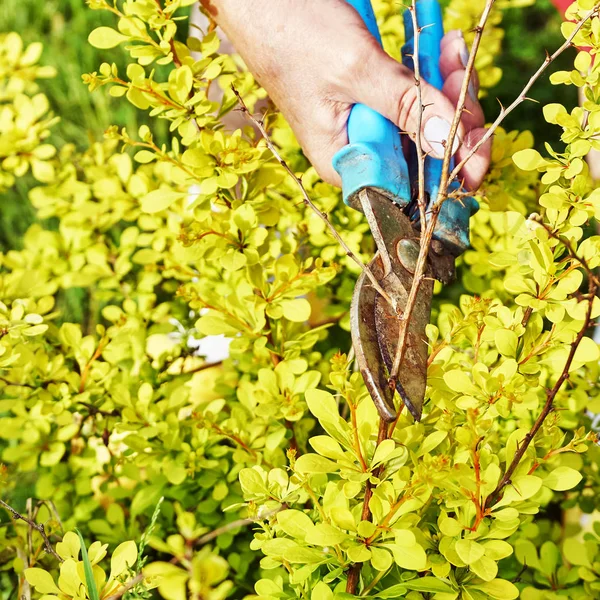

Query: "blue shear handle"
left=402, top=0, right=479, bottom=256
left=402, top=0, right=444, bottom=89
left=402, top=0, right=447, bottom=202
left=332, top=0, right=410, bottom=209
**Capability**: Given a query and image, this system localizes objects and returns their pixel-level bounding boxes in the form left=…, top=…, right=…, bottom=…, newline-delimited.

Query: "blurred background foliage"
left=0, top=0, right=575, bottom=249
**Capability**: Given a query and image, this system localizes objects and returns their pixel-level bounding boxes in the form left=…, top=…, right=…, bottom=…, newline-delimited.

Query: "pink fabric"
left=550, top=0, right=572, bottom=14
left=549, top=0, right=592, bottom=54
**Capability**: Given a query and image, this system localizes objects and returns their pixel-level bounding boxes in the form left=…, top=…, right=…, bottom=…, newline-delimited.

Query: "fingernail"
left=459, top=39, right=470, bottom=68
left=468, top=79, right=478, bottom=102
left=423, top=117, right=460, bottom=158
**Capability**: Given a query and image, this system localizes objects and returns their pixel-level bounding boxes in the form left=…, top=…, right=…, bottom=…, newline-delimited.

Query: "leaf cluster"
left=1, top=1, right=600, bottom=599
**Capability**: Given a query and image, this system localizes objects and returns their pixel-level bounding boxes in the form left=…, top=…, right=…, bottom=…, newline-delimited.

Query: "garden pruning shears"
left=332, top=0, right=478, bottom=422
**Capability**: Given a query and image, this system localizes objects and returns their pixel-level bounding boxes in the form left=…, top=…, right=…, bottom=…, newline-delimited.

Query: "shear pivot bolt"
left=396, top=239, right=420, bottom=274
left=431, top=240, right=444, bottom=255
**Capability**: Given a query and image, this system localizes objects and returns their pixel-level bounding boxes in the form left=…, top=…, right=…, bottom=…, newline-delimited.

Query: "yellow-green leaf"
left=88, top=27, right=128, bottom=49
left=455, top=539, right=485, bottom=565
left=544, top=466, right=582, bottom=491
left=295, top=453, right=339, bottom=474
left=276, top=510, right=314, bottom=541
left=495, top=329, right=518, bottom=358
left=390, top=541, right=427, bottom=571
left=305, top=389, right=339, bottom=423
left=513, top=148, right=545, bottom=171
left=281, top=298, right=311, bottom=322
left=371, top=547, right=393, bottom=572
left=312, top=582, right=333, bottom=600
left=24, top=568, right=61, bottom=594
left=305, top=523, right=347, bottom=546
left=470, top=554, right=498, bottom=581
left=140, top=189, right=185, bottom=213
left=573, top=336, right=600, bottom=366
left=110, top=540, right=138, bottom=579
left=472, top=579, right=519, bottom=600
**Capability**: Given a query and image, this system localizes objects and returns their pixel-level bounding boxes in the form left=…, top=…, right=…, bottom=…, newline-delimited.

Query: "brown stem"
left=469, top=437, right=489, bottom=531
left=79, top=338, right=107, bottom=393
left=450, top=6, right=598, bottom=182
left=184, top=360, right=224, bottom=374
left=389, top=1, right=592, bottom=387
left=170, top=39, right=182, bottom=67
left=409, top=2, right=427, bottom=231
left=346, top=418, right=389, bottom=595
left=364, top=493, right=412, bottom=547
left=521, top=306, right=533, bottom=328
left=196, top=507, right=282, bottom=547
left=27, top=499, right=34, bottom=566
left=536, top=218, right=598, bottom=283
left=387, top=401, right=405, bottom=438
left=0, top=499, right=63, bottom=563
left=105, top=573, right=144, bottom=600
left=485, top=286, right=597, bottom=510
left=350, top=402, right=369, bottom=473
left=437, top=0, right=495, bottom=200
left=388, top=0, right=494, bottom=384
left=231, top=87, right=393, bottom=306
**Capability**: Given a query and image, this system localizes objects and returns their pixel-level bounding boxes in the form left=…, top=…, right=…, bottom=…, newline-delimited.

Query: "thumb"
left=353, top=48, right=463, bottom=159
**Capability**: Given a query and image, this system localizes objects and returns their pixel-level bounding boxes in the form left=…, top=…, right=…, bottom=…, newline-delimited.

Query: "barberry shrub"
left=1, top=0, right=600, bottom=599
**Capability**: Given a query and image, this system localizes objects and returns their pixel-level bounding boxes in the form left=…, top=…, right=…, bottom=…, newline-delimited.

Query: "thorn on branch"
left=231, top=85, right=394, bottom=307
left=0, top=499, right=63, bottom=563
left=451, top=5, right=597, bottom=181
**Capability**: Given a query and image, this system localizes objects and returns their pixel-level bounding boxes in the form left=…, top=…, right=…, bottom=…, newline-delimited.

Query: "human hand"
left=209, top=0, right=490, bottom=190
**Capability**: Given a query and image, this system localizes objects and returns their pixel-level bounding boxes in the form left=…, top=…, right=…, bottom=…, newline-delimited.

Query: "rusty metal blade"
left=374, top=279, right=432, bottom=421
left=355, top=188, right=435, bottom=422
left=350, top=256, right=397, bottom=422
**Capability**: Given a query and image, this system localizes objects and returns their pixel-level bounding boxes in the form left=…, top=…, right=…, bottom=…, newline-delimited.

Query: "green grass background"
left=0, top=0, right=575, bottom=250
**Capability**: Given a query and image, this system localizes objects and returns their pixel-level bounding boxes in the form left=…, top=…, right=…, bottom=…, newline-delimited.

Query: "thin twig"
left=184, top=360, right=224, bottom=375
left=79, top=338, right=107, bottom=393
left=0, top=499, right=63, bottom=563
left=450, top=5, right=598, bottom=183
left=409, top=2, right=427, bottom=231
left=346, top=418, right=389, bottom=595
left=438, top=0, right=496, bottom=201
left=485, top=270, right=597, bottom=509
left=389, top=2, right=594, bottom=386
left=535, top=217, right=598, bottom=284
left=388, top=0, right=495, bottom=384
left=105, top=573, right=144, bottom=600
left=27, top=499, right=34, bottom=567
left=196, top=507, right=282, bottom=546
left=231, top=87, right=393, bottom=306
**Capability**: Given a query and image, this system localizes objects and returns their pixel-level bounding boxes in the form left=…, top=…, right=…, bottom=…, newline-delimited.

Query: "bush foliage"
left=1, top=0, right=600, bottom=599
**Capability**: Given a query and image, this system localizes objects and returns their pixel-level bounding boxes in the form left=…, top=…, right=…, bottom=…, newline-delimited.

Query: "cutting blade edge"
left=373, top=281, right=432, bottom=422
left=356, top=188, right=435, bottom=422
left=350, top=258, right=397, bottom=423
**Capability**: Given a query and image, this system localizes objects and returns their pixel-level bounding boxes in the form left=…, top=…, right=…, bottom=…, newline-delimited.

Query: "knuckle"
left=395, top=85, right=419, bottom=132
left=335, top=35, right=380, bottom=91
